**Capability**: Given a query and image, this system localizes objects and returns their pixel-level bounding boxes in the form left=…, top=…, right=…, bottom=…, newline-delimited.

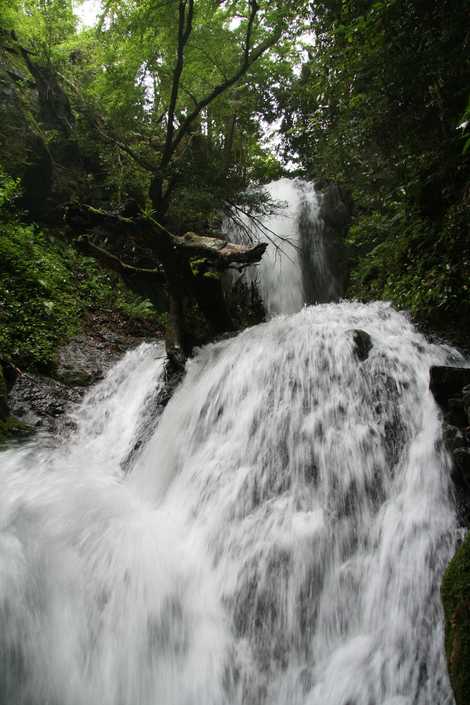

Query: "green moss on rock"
left=441, top=533, right=470, bottom=705
left=0, top=366, right=8, bottom=420
left=0, top=415, right=33, bottom=444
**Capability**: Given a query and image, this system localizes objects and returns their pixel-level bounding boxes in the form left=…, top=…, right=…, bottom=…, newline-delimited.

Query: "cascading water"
left=0, top=303, right=461, bottom=705
left=225, top=178, right=345, bottom=316
left=0, top=192, right=463, bottom=705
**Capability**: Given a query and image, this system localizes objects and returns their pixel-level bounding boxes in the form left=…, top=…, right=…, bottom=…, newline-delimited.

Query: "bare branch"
left=163, top=0, right=195, bottom=167
left=77, top=236, right=164, bottom=277
left=77, top=206, right=268, bottom=270
left=244, top=0, right=259, bottom=65
left=55, top=70, right=157, bottom=173
left=96, top=124, right=156, bottom=172
left=225, top=200, right=299, bottom=264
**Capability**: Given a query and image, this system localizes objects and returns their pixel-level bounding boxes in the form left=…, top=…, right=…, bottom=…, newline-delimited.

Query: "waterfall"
left=0, top=298, right=461, bottom=705
left=225, top=178, right=346, bottom=317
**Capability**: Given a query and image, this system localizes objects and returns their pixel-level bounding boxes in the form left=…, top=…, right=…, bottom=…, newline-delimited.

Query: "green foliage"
left=60, top=0, right=308, bottom=226
left=1, top=0, right=309, bottom=235
left=0, top=169, right=159, bottom=370
left=116, top=294, right=163, bottom=321
left=0, top=219, right=80, bottom=370
left=0, top=172, right=20, bottom=208
left=347, top=197, right=470, bottom=325
left=1, top=0, right=76, bottom=59
left=280, top=0, right=470, bottom=337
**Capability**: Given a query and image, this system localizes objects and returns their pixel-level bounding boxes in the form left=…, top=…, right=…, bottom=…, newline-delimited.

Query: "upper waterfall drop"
left=225, top=178, right=348, bottom=317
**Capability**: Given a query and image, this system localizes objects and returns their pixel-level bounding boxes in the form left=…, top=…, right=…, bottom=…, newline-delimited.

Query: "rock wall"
left=3, top=311, right=161, bottom=439
left=430, top=365, right=470, bottom=705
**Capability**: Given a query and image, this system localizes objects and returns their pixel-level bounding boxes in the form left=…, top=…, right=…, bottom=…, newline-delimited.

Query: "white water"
left=0, top=298, right=461, bottom=705
left=225, top=178, right=342, bottom=316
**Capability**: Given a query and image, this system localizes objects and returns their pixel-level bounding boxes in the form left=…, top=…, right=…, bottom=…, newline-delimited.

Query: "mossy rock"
left=0, top=416, right=33, bottom=444
left=441, top=533, right=470, bottom=705
left=0, top=366, right=8, bottom=420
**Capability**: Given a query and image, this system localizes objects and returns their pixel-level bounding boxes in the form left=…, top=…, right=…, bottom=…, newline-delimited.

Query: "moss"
left=0, top=366, right=8, bottom=420
left=0, top=416, right=33, bottom=444
left=441, top=533, right=470, bottom=705
left=0, top=168, right=164, bottom=372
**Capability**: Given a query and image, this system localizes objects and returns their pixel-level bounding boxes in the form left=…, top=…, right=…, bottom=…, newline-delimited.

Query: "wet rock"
left=1, top=361, right=19, bottom=391
left=430, top=366, right=470, bottom=408
left=121, top=350, right=185, bottom=471
left=0, top=415, right=33, bottom=444
left=443, top=423, right=466, bottom=453
left=441, top=532, right=470, bottom=705
left=8, top=309, right=162, bottom=435
left=9, top=372, right=83, bottom=434
left=454, top=448, right=470, bottom=489
left=430, top=365, right=470, bottom=525
left=318, top=182, right=352, bottom=231
left=445, top=397, right=469, bottom=428
left=0, top=365, right=9, bottom=420
left=0, top=363, right=34, bottom=442
left=351, top=329, right=372, bottom=361
left=55, top=335, right=108, bottom=386
left=463, top=385, right=470, bottom=424
left=433, top=364, right=470, bottom=704
left=300, top=181, right=351, bottom=305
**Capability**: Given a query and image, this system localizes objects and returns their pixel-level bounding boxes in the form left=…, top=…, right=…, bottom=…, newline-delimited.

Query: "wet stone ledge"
left=430, top=365, right=470, bottom=519
left=430, top=365, right=470, bottom=705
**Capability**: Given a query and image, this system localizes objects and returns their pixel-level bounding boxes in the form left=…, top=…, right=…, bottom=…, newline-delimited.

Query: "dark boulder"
left=9, top=372, right=83, bottom=434
left=0, top=363, right=34, bottom=443
left=454, top=448, right=470, bottom=490
left=300, top=181, right=351, bottom=306
left=463, top=385, right=470, bottom=424
left=443, top=423, right=466, bottom=453
left=351, top=329, right=373, bottom=361
left=433, top=364, right=470, bottom=705
left=430, top=366, right=470, bottom=408
left=430, top=367, right=470, bottom=522
left=0, top=366, right=9, bottom=421
left=441, top=533, right=470, bottom=705
left=318, top=182, right=352, bottom=231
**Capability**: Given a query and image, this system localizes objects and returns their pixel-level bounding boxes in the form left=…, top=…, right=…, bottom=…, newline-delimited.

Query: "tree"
left=1, top=0, right=309, bottom=355
left=76, top=0, right=307, bottom=354
left=279, top=0, right=470, bottom=337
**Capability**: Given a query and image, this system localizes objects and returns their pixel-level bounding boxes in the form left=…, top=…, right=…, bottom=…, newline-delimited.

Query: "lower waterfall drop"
left=0, top=301, right=461, bottom=705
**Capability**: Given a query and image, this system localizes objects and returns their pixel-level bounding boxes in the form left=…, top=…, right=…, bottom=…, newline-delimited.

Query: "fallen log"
left=74, top=208, right=268, bottom=356
left=174, top=231, right=267, bottom=266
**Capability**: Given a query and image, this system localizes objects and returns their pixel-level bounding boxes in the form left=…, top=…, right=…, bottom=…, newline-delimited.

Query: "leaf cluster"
left=0, top=169, right=159, bottom=370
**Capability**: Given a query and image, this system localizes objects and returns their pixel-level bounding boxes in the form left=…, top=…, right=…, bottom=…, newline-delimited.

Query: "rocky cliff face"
left=0, top=29, right=76, bottom=221
left=313, top=181, right=351, bottom=300
left=0, top=363, right=32, bottom=443
left=2, top=311, right=160, bottom=440
left=430, top=365, right=470, bottom=705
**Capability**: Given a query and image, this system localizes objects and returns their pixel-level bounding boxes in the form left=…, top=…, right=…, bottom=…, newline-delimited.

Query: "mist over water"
left=0, top=181, right=462, bottom=705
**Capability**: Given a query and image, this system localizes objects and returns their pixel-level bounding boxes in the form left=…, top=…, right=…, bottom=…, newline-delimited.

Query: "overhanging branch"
left=76, top=236, right=164, bottom=277
left=174, top=231, right=267, bottom=266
